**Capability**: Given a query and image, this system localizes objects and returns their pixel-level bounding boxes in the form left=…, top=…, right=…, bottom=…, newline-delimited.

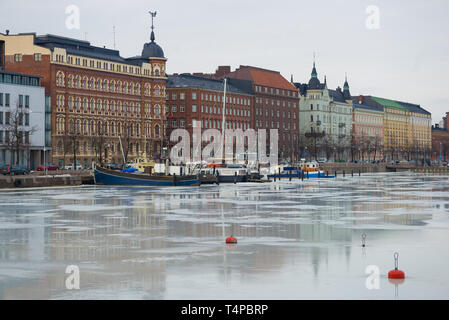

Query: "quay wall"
left=0, top=172, right=94, bottom=189
left=320, top=163, right=386, bottom=174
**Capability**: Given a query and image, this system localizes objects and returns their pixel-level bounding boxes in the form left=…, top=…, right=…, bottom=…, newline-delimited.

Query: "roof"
left=166, top=74, right=253, bottom=95
left=33, top=34, right=155, bottom=66
left=353, top=103, right=383, bottom=113
left=226, top=65, right=297, bottom=91
left=370, top=96, right=408, bottom=111
left=397, top=101, right=431, bottom=115
left=329, top=88, right=349, bottom=103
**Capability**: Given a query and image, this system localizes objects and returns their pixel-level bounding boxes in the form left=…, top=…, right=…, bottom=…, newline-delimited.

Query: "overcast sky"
left=1, top=0, right=448, bottom=122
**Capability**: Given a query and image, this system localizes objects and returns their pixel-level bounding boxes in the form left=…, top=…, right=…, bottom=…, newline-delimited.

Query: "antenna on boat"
left=221, top=77, right=227, bottom=165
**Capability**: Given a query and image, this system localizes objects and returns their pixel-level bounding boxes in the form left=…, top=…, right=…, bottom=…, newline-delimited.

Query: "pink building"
left=352, top=98, right=384, bottom=161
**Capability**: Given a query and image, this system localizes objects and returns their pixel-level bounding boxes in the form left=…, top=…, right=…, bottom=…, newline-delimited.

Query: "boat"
left=93, top=165, right=200, bottom=186
left=129, top=153, right=155, bottom=173
left=267, top=161, right=335, bottom=179
left=203, top=163, right=249, bottom=183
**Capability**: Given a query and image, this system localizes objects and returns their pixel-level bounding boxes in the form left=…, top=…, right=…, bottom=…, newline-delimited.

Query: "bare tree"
left=4, top=105, right=37, bottom=167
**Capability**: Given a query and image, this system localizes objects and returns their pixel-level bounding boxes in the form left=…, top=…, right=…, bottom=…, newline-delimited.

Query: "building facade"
left=0, top=22, right=167, bottom=167
left=166, top=74, right=254, bottom=150
left=358, top=96, right=432, bottom=161
left=195, top=65, right=300, bottom=161
left=294, top=62, right=353, bottom=161
left=431, top=124, right=449, bottom=162
left=352, top=97, right=384, bottom=161
left=0, top=71, right=46, bottom=168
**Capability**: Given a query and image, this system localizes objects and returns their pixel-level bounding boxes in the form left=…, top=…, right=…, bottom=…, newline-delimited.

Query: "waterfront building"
left=194, top=65, right=300, bottom=161
left=294, top=62, right=353, bottom=161
left=357, top=96, right=431, bottom=161
left=0, top=70, right=49, bottom=168
left=431, top=124, right=449, bottom=162
left=166, top=74, right=254, bottom=152
left=0, top=17, right=167, bottom=167
left=352, top=96, right=384, bottom=161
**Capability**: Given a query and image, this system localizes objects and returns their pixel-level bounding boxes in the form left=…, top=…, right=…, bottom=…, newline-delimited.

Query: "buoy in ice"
left=388, top=252, right=405, bottom=279
left=226, top=236, right=237, bottom=244
left=361, top=233, right=366, bottom=247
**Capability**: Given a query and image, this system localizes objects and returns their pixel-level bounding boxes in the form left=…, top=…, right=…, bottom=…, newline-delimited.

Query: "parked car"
left=318, top=158, right=327, bottom=163
left=0, top=164, right=12, bottom=175
left=11, top=166, right=30, bottom=175
left=37, top=163, right=60, bottom=171
left=64, top=164, right=83, bottom=170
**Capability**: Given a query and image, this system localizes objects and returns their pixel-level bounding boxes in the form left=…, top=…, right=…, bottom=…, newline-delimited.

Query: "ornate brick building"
left=196, top=66, right=300, bottom=161
left=0, top=20, right=167, bottom=167
left=166, top=74, right=254, bottom=145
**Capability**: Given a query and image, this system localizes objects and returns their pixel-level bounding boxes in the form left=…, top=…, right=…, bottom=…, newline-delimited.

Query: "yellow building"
left=360, top=96, right=431, bottom=161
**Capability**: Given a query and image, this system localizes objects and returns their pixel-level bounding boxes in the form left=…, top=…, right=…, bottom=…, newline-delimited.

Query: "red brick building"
left=194, top=66, right=300, bottom=160
left=0, top=27, right=167, bottom=167
left=166, top=74, right=254, bottom=149
left=432, top=124, right=449, bottom=162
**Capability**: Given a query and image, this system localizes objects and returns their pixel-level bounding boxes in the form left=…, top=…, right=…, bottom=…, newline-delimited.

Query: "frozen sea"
left=0, top=172, right=448, bottom=300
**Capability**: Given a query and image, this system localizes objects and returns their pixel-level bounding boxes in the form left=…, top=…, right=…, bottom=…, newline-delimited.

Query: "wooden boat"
left=93, top=165, right=200, bottom=186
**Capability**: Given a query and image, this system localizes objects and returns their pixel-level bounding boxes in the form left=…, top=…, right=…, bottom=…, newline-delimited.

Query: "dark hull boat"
left=94, top=166, right=200, bottom=186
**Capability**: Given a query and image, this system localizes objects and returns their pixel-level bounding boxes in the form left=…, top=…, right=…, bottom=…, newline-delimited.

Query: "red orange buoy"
left=388, top=252, right=405, bottom=279
left=226, top=236, right=237, bottom=244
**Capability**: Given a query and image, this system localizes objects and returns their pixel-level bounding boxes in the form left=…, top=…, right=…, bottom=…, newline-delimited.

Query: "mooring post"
left=234, top=172, right=237, bottom=184
left=173, top=173, right=177, bottom=186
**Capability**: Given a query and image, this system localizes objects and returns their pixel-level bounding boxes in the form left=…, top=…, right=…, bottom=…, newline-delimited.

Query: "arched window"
left=82, top=98, right=87, bottom=111
left=68, top=96, right=73, bottom=110
left=154, top=124, right=160, bottom=137
left=124, top=82, right=128, bottom=94
left=103, top=80, right=108, bottom=92
left=90, top=120, right=95, bottom=134
left=117, top=81, right=122, bottom=92
left=89, top=77, right=94, bottom=89
left=56, top=71, right=65, bottom=87
left=154, top=86, right=159, bottom=97
left=57, top=141, right=63, bottom=153
left=110, top=80, right=115, bottom=92
left=111, top=122, right=115, bottom=135
left=82, top=76, right=88, bottom=89
left=136, top=84, right=140, bottom=95
left=130, top=83, right=134, bottom=95
left=75, top=75, right=80, bottom=88
left=144, top=83, right=150, bottom=96
left=68, top=119, right=74, bottom=132
left=83, top=120, right=87, bottom=134
left=68, top=75, right=73, bottom=88
left=75, top=97, right=80, bottom=111
left=96, top=79, right=102, bottom=91
left=136, top=143, right=139, bottom=154
left=90, top=99, right=95, bottom=112
left=117, top=101, right=122, bottom=113
left=97, top=100, right=102, bottom=112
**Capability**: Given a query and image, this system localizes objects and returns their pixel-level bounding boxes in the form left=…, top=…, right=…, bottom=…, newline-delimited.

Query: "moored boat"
left=93, top=165, right=200, bottom=186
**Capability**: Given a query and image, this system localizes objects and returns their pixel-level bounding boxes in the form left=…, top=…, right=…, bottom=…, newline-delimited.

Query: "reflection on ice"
left=0, top=172, right=448, bottom=299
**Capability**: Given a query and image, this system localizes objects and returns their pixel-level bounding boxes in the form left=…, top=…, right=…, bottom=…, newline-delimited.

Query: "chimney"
left=0, top=40, right=5, bottom=70
left=214, top=66, right=231, bottom=78
left=6, top=30, right=9, bottom=35
left=359, top=95, right=363, bottom=104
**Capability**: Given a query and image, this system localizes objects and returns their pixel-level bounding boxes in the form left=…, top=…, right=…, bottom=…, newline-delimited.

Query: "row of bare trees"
left=57, top=118, right=136, bottom=168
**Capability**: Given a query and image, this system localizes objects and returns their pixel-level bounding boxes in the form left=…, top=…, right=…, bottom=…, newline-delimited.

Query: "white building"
left=294, top=62, right=353, bottom=161
left=0, top=71, right=48, bottom=168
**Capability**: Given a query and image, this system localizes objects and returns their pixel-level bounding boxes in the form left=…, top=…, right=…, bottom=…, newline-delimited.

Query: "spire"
left=311, top=52, right=317, bottom=78
left=324, top=75, right=327, bottom=87
left=343, top=73, right=351, bottom=100
left=291, top=74, right=294, bottom=83
left=149, top=11, right=157, bottom=42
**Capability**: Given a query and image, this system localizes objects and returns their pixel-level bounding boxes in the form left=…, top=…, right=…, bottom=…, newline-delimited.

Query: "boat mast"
left=119, top=135, right=126, bottom=164
left=221, top=78, right=227, bottom=164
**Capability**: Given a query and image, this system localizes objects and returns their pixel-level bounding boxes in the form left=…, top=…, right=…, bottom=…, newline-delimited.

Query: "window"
left=192, top=92, right=197, bottom=100
left=14, top=54, right=22, bottom=62
left=0, top=112, right=2, bottom=124
left=0, top=93, right=3, bottom=106
left=180, top=105, right=185, bottom=112
left=34, top=53, right=42, bottom=61
left=180, top=93, right=185, bottom=100
left=25, top=113, right=29, bottom=126
left=192, top=105, right=197, bottom=112
left=19, top=95, right=23, bottom=107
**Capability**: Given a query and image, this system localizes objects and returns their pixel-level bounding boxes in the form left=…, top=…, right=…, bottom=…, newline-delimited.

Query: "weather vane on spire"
left=149, top=11, right=157, bottom=30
